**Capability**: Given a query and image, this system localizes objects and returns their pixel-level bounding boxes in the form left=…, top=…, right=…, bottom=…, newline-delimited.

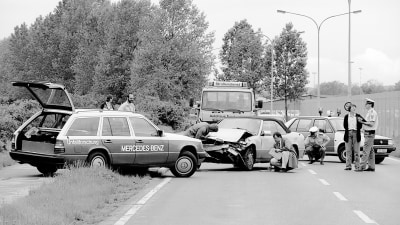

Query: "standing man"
left=359, top=98, right=378, bottom=172
left=183, top=122, right=218, bottom=140
left=304, top=126, right=330, bottom=165
left=343, top=103, right=364, bottom=171
left=118, top=94, right=136, bottom=113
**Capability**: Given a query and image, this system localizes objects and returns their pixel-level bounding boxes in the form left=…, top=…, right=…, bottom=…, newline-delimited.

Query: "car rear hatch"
left=12, top=81, right=75, bottom=111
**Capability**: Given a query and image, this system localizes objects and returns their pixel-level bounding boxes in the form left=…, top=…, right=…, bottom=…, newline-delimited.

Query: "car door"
left=313, top=119, right=335, bottom=153
left=101, top=117, right=135, bottom=165
left=260, top=120, right=287, bottom=160
left=129, top=117, right=169, bottom=165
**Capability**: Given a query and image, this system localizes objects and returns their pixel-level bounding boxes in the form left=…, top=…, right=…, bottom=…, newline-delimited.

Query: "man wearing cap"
left=358, top=98, right=378, bottom=172
left=343, top=103, right=364, bottom=171
left=304, top=126, right=330, bottom=165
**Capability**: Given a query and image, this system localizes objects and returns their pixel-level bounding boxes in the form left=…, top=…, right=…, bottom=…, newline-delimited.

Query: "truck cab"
left=193, top=81, right=262, bottom=123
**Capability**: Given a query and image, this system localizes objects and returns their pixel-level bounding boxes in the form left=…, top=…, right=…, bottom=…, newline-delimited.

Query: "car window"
left=102, top=117, right=130, bottom=136
left=66, top=117, right=99, bottom=136
left=297, top=119, right=312, bottom=132
left=262, top=121, right=287, bottom=135
left=288, top=119, right=299, bottom=132
left=130, top=117, right=158, bottom=137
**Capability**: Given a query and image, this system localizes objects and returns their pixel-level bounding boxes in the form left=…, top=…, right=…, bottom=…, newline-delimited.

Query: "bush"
left=0, top=100, right=40, bottom=148
left=136, top=97, right=191, bottom=130
left=71, top=93, right=104, bottom=109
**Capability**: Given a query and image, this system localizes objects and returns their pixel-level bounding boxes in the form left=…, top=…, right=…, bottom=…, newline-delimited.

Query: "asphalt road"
left=1, top=156, right=400, bottom=225
left=118, top=156, right=400, bottom=225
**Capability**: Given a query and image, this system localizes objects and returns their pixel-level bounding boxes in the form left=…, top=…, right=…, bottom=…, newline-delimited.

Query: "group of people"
left=269, top=98, right=378, bottom=173
left=100, top=94, right=136, bottom=112
left=301, top=98, right=378, bottom=172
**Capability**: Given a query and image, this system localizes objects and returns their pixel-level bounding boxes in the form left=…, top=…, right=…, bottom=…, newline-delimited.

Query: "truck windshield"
left=201, top=91, right=252, bottom=112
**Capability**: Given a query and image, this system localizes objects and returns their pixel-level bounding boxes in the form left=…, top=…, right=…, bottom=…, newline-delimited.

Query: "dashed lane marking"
left=308, top=169, right=317, bottom=175
left=114, top=178, right=172, bottom=225
left=333, top=192, right=348, bottom=201
left=319, top=179, right=330, bottom=185
left=353, top=210, right=378, bottom=224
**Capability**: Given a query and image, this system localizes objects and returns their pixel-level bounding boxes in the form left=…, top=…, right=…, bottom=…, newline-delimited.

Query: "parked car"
left=285, top=116, right=396, bottom=164
left=203, top=117, right=305, bottom=170
left=9, top=81, right=206, bottom=177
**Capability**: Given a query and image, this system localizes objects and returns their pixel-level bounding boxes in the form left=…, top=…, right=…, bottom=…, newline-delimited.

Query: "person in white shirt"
left=358, top=98, right=378, bottom=172
left=118, top=94, right=136, bottom=113
left=343, top=103, right=364, bottom=171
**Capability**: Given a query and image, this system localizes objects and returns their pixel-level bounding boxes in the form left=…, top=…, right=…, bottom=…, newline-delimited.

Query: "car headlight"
left=388, top=139, right=394, bottom=145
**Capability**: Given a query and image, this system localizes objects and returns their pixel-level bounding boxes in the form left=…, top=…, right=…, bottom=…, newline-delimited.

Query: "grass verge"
left=0, top=166, right=150, bottom=225
left=0, top=150, right=15, bottom=169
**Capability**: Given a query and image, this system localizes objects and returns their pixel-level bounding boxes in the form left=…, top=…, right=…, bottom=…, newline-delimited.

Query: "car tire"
left=338, top=145, right=346, bottom=163
left=170, top=151, right=197, bottom=177
left=375, top=157, right=385, bottom=164
left=241, top=146, right=255, bottom=171
left=37, top=165, right=57, bottom=177
left=88, top=152, right=109, bottom=168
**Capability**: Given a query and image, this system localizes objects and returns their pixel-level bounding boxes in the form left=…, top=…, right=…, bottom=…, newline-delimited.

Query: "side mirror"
left=189, top=98, right=194, bottom=107
left=261, top=130, right=272, bottom=136
left=256, top=100, right=263, bottom=109
left=157, top=130, right=164, bottom=137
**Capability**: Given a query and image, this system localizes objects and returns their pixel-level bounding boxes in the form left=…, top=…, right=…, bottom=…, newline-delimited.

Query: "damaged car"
left=203, top=117, right=305, bottom=170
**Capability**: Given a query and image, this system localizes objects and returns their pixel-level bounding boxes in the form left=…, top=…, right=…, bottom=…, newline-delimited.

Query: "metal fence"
left=268, top=91, right=400, bottom=139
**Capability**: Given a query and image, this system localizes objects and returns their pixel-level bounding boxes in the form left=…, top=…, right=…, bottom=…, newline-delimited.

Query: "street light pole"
left=277, top=9, right=361, bottom=112
left=263, top=34, right=274, bottom=114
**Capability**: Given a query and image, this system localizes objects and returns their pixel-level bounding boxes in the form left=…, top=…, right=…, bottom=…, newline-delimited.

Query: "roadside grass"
left=0, top=150, right=15, bottom=169
left=390, top=136, right=400, bottom=158
left=0, top=165, right=150, bottom=225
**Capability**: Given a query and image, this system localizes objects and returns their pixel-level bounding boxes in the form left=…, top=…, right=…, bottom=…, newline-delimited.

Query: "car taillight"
left=11, top=134, right=16, bottom=150
left=54, top=140, right=65, bottom=154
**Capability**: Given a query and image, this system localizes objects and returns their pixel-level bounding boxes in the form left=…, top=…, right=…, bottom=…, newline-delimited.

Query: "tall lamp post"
left=277, top=9, right=361, bottom=112
left=262, top=34, right=274, bottom=114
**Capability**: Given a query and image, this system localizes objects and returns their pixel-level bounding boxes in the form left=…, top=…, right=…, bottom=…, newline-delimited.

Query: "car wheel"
left=242, top=146, right=255, bottom=171
left=37, top=165, right=57, bottom=177
left=170, top=151, right=197, bottom=177
left=375, top=157, right=385, bottom=164
left=88, top=152, right=109, bottom=168
left=338, top=145, right=346, bottom=163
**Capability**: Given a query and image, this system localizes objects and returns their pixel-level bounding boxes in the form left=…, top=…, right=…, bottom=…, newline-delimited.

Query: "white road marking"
left=308, top=169, right=317, bottom=175
left=353, top=210, right=378, bottom=224
left=387, top=156, right=400, bottom=162
left=319, top=179, right=330, bottom=185
left=114, top=178, right=172, bottom=225
left=333, top=192, right=348, bottom=201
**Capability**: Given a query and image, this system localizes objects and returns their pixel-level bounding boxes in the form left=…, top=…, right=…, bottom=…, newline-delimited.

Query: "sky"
left=1, top=0, right=399, bottom=87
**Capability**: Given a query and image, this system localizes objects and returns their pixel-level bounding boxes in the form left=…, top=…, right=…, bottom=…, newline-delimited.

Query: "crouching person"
left=269, top=132, right=298, bottom=172
left=304, top=127, right=330, bottom=165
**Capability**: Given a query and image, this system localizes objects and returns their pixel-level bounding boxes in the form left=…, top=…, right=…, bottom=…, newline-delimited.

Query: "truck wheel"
left=338, top=145, right=346, bottom=163
left=37, top=165, right=57, bottom=177
left=375, top=157, right=385, bottom=164
left=242, top=146, right=255, bottom=171
left=171, top=151, right=197, bottom=177
left=88, top=152, right=109, bottom=168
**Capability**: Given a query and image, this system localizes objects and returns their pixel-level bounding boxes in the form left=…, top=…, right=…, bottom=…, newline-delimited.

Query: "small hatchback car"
left=10, top=81, right=206, bottom=177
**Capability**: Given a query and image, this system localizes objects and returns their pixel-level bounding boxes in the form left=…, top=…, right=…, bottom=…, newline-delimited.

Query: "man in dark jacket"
left=183, top=122, right=218, bottom=140
left=343, top=103, right=365, bottom=171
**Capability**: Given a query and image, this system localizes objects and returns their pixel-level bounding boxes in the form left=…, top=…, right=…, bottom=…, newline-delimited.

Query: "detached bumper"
left=9, top=151, right=65, bottom=167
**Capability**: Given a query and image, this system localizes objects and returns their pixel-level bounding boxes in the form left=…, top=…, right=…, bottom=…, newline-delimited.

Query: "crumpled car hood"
left=208, top=128, right=248, bottom=142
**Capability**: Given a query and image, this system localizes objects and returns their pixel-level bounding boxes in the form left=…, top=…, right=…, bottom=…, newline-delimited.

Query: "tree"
left=218, top=19, right=264, bottom=92
left=394, top=80, right=400, bottom=91
left=320, top=81, right=346, bottom=95
left=273, top=23, right=308, bottom=119
left=129, top=0, right=214, bottom=102
left=361, top=79, right=384, bottom=94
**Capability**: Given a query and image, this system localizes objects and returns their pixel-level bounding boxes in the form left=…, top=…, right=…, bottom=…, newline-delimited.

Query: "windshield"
left=218, top=118, right=261, bottom=135
left=330, top=118, right=345, bottom=131
left=201, top=91, right=252, bottom=112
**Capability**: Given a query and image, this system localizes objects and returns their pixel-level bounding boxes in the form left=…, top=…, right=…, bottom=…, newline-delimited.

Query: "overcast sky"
left=1, top=0, right=399, bottom=87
